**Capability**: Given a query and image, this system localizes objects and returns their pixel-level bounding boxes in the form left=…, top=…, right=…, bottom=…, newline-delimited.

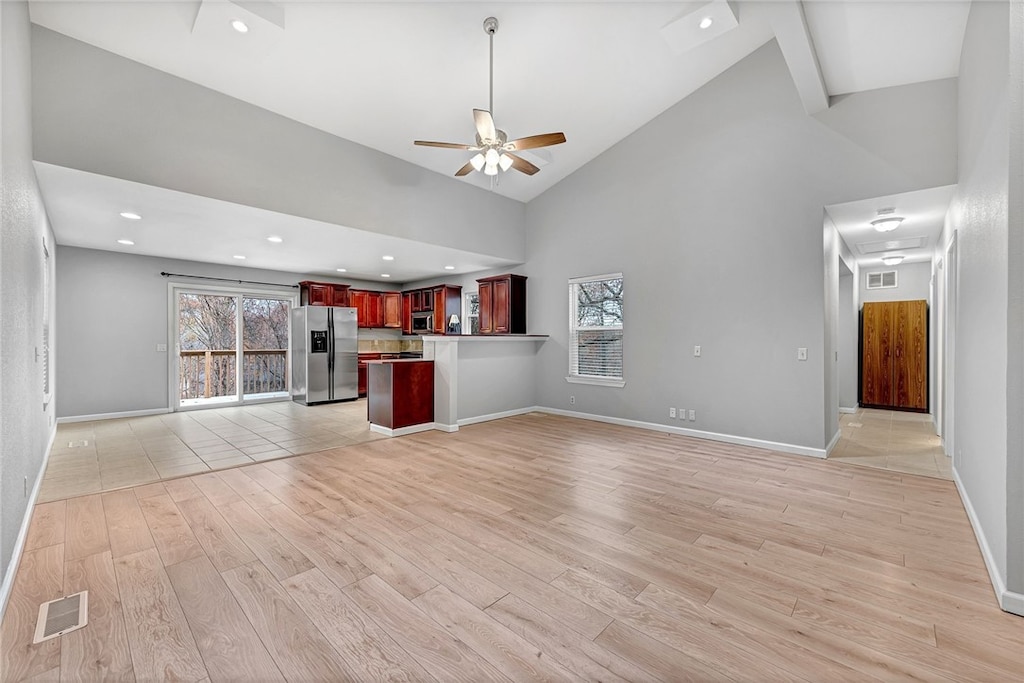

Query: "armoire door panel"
left=862, top=302, right=893, bottom=407
left=893, top=300, right=928, bottom=410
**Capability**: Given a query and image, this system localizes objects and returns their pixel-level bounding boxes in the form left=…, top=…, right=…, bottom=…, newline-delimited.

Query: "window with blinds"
left=568, top=273, right=624, bottom=387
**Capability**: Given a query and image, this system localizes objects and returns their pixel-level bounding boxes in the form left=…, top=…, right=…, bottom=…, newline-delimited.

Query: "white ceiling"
left=35, top=162, right=517, bottom=283
left=825, top=184, right=956, bottom=268
left=28, top=1, right=971, bottom=277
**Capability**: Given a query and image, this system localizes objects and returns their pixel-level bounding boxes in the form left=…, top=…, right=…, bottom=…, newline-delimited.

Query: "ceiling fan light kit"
left=414, top=17, right=566, bottom=179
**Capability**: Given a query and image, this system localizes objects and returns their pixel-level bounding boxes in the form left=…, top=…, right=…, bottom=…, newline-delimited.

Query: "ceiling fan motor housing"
left=483, top=17, right=498, bottom=35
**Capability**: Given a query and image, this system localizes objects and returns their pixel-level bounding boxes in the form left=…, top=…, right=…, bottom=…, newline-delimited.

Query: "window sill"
left=565, top=375, right=625, bottom=388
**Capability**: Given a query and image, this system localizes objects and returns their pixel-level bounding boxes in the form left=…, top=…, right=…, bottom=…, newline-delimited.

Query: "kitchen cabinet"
left=366, top=360, right=434, bottom=430
left=382, top=292, right=402, bottom=329
left=402, top=292, right=413, bottom=335
left=477, top=274, right=526, bottom=334
left=349, top=290, right=384, bottom=328
left=860, top=300, right=928, bottom=411
left=430, top=285, right=463, bottom=334
left=299, top=281, right=349, bottom=307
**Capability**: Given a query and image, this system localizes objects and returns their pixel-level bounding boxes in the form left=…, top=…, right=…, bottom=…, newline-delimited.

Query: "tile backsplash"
left=357, top=337, right=423, bottom=353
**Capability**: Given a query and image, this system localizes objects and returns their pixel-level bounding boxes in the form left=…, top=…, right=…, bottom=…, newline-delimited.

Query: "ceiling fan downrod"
left=484, top=17, right=498, bottom=120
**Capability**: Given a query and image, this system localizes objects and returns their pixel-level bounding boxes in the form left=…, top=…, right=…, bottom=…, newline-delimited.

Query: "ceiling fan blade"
left=414, top=140, right=476, bottom=150
left=454, top=161, right=476, bottom=177
left=473, top=109, right=497, bottom=143
left=504, top=132, right=567, bottom=151
left=505, top=152, right=540, bottom=176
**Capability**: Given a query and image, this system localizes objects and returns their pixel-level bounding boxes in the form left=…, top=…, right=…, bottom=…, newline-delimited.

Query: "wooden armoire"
left=860, top=300, right=928, bottom=411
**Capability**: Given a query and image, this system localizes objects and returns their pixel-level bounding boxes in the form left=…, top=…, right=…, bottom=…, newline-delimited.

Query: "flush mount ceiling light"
left=116, top=239, right=135, bottom=246
left=230, top=19, right=249, bottom=33
left=119, top=211, right=142, bottom=220
left=882, top=254, right=905, bottom=266
left=414, top=17, right=566, bottom=179
left=266, top=236, right=283, bottom=243
left=870, top=208, right=904, bottom=233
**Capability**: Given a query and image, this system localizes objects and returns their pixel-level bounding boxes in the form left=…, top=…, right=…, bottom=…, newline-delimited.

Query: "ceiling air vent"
left=867, top=271, right=898, bottom=290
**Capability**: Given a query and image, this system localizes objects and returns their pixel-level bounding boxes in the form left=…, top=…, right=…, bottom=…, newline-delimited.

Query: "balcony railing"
left=179, top=349, right=288, bottom=400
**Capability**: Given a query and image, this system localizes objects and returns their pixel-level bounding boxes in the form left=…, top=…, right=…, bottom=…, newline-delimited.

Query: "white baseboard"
left=953, top=467, right=1024, bottom=616
left=534, top=406, right=827, bottom=459
left=0, top=424, right=57, bottom=624
left=825, top=429, right=842, bottom=457
left=839, top=406, right=858, bottom=414
left=433, top=423, right=459, bottom=433
left=458, top=407, right=539, bottom=427
left=57, top=407, right=171, bottom=424
left=369, top=422, right=439, bottom=438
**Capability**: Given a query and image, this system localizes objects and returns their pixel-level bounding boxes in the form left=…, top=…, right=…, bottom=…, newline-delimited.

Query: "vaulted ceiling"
left=29, top=0, right=971, bottom=275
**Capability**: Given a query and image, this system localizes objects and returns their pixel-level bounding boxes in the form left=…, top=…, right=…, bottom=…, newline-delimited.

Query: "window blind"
left=569, top=274, right=623, bottom=381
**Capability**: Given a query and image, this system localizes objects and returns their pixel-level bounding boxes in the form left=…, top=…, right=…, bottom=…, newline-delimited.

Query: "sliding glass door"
left=174, top=288, right=293, bottom=409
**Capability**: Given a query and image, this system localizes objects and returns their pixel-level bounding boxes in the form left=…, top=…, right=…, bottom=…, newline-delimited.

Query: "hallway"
left=830, top=408, right=951, bottom=480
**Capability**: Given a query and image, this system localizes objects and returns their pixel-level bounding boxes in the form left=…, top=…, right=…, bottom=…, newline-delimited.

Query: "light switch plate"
left=797, top=347, right=808, bottom=361
left=694, top=345, right=701, bottom=357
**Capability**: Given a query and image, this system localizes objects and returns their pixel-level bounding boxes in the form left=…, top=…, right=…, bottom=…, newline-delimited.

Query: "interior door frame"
left=167, top=282, right=299, bottom=412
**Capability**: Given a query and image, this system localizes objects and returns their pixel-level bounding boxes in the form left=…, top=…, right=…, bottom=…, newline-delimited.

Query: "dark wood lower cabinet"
left=860, top=300, right=927, bottom=411
left=366, top=360, right=434, bottom=429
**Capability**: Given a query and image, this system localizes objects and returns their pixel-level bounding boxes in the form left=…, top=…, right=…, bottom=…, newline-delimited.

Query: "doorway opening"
left=173, top=286, right=295, bottom=410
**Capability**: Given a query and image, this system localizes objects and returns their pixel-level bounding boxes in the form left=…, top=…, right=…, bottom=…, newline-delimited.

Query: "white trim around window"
left=566, top=272, right=625, bottom=388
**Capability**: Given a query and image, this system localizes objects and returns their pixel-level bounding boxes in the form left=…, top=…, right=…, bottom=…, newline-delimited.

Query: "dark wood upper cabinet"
left=477, top=274, right=526, bottom=335
left=299, top=281, right=349, bottom=307
left=401, top=292, right=413, bottom=334
left=382, top=291, right=402, bottom=329
left=860, top=300, right=927, bottom=411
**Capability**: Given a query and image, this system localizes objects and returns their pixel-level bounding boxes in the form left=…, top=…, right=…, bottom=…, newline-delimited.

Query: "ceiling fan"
left=414, top=17, right=566, bottom=178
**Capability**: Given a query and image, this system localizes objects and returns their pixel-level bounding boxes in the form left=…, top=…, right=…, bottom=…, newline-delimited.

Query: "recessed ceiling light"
left=699, top=16, right=714, bottom=29
left=336, top=268, right=347, bottom=273
left=266, top=236, right=283, bottom=243
left=382, top=255, right=395, bottom=261
left=116, top=239, right=135, bottom=246
left=444, top=265, right=456, bottom=270
left=233, top=254, right=246, bottom=260
left=119, top=211, right=142, bottom=220
left=381, top=274, right=391, bottom=278
left=230, top=19, right=249, bottom=33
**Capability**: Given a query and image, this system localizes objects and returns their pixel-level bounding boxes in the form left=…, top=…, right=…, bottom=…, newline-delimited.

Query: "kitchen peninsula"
left=422, top=334, right=548, bottom=432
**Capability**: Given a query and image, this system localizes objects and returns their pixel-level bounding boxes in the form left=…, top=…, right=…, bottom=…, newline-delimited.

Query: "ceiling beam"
left=769, top=1, right=829, bottom=115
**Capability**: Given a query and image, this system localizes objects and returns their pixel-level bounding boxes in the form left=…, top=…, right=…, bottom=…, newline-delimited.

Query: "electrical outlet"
left=569, top=395, right=575, bottom=405
left=669, top=407, right=676, bottom=418
left=797, top=347, right=808, bottom=361
left=689, top=409, right=696, bottom=421
left=679, top=408, right=685, bottom=420
left=156, top=343, right=168, bottom=352
left=694, top=345, right=701, bottom=357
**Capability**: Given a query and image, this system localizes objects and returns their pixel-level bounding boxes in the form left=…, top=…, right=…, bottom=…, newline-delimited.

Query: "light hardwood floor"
left=3, top=413, right=1021, bottom=681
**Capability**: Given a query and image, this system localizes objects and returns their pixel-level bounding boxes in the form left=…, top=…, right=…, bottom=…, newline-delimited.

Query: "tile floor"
left=39, top=399, right=382, bottom=502
left=830, top=407, right=952, bottom=480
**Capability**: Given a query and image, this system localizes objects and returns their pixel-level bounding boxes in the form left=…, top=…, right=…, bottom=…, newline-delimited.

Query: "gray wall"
left=56, top=246, right=393, bottom=418
left=525, top=40, right=956, bottom=451
left=30, top=26, right=526, bottom=263
left=0, top=2, right=57, bottom=606
left=945, top=0, right=1024, bottom=611
left=860, top=261, right=933, bottom=303
left=457, top=341, right=539, bottom=422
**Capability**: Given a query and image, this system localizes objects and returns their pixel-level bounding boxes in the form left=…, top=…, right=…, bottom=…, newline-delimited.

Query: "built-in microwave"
left=412, top=313, right=432, bottom=332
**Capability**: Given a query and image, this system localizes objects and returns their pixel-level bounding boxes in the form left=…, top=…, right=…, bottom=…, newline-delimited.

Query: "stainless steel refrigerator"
left=291, top=306, right=358, bottom=405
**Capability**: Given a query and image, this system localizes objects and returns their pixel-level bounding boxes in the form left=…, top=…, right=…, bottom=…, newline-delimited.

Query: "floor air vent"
left=33, top=591, right=88, bottom=643
left=67, top=440, right=90, bottom=448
